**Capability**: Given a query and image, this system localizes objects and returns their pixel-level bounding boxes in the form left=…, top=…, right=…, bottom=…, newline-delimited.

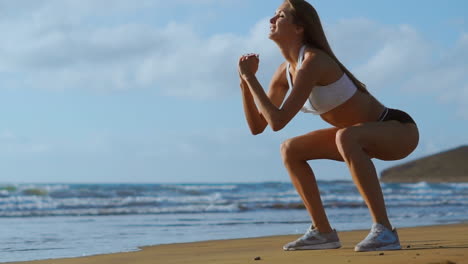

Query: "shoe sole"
left=283, top=241, right=342, bottom=251
left=354, top=243, right=401, bottom=252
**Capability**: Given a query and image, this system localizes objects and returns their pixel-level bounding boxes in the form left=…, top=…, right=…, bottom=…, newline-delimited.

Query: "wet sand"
left=6, top=223, right=467, bottom=264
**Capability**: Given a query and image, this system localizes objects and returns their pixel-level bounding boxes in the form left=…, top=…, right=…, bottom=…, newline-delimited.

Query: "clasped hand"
left=238, top=53, right=259, bottom=80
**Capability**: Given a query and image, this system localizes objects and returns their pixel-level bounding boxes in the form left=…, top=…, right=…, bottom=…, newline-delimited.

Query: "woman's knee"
left=335, top=127, right=362, bottom=156
left=280, top=136, right=311, bottom=163
left=280, top=138, right=297, bottom=162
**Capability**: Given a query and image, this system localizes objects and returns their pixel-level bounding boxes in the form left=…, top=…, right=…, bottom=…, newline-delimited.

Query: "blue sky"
left=0, top=0, right=467, bottom=183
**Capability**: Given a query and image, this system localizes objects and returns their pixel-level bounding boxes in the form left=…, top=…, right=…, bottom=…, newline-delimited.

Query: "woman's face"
left=268, top=2, right=299, bottom=41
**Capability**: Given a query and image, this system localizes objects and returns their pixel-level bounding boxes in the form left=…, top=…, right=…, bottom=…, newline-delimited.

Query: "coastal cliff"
left=380, top=145, right=468, bottom=183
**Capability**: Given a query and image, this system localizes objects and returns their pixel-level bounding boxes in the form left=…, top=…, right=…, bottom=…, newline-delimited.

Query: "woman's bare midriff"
left=320, top=90, right=386, bottom=128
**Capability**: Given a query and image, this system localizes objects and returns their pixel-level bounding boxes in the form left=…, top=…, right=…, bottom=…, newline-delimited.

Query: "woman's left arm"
left=239, top=53, right=321, bottom=131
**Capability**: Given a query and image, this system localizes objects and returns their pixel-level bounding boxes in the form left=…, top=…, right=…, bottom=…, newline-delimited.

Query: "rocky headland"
left=380, top=145, right=468, bottom=183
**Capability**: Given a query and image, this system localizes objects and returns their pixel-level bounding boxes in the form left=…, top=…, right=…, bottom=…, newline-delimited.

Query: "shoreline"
left=5, top=223, right=467, bottom=264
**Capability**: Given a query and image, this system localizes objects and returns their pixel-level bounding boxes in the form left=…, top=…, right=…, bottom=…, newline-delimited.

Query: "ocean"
left=1, top=181, right=467, bottom=262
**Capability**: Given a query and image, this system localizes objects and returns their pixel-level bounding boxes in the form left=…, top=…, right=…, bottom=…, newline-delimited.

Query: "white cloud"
left=327, top=19, right=432, bottom=89
left=398, top=32, right=468, bottom=119
left=1, top=2, right=467, bottom=116
left=328, top=19, right=468, bottom=119
left=356, top=26, right=430, bottom=87
left=0, top=1, right=279, bottom=98
left=0, top=4, right=347, bottom=100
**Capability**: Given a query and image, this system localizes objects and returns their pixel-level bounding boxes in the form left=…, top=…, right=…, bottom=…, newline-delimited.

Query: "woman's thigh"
left=337, top=121, right=419, bottom=161
left=281, top=127, right=344, bottom=162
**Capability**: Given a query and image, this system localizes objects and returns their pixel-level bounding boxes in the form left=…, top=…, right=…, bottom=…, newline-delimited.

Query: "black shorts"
left=378, top=108, right=416, bottom=125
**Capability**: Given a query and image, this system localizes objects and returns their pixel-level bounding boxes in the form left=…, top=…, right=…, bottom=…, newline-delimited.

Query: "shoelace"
left=302, top=227, right=320, bottom=240
left=364, top=226, right=385, bottom=241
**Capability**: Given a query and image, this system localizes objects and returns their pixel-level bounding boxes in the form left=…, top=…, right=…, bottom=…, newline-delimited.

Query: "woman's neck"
left=277, top=40, right=304, bottom=70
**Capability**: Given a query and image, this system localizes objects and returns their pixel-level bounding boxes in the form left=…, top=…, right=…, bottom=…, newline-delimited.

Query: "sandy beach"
left=5, top=223, right=467, bottom=264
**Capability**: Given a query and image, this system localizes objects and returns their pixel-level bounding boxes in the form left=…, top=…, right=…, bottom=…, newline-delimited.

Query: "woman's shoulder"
left=303, top=46, right=343, bottom=77
left=303, top=46, right=334, bottom=66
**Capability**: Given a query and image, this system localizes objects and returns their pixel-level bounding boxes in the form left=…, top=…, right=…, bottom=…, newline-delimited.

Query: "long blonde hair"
left=286, top=0, right=368, bottom=93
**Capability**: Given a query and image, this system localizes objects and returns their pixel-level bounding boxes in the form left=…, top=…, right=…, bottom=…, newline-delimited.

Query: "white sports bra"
left=284, top=45, right=357, bottom=115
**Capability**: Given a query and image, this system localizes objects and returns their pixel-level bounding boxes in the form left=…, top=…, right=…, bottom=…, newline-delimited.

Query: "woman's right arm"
left=240, top=63, right=288, bottom=135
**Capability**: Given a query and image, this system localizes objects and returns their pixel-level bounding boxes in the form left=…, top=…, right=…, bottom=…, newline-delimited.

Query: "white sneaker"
left=283, top=225, right=341, bottom=251
left=354, top=223, right=401, bottom=252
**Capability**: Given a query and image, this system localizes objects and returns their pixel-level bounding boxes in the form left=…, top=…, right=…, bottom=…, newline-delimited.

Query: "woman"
left=238, top=0, right=419, bottom=252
